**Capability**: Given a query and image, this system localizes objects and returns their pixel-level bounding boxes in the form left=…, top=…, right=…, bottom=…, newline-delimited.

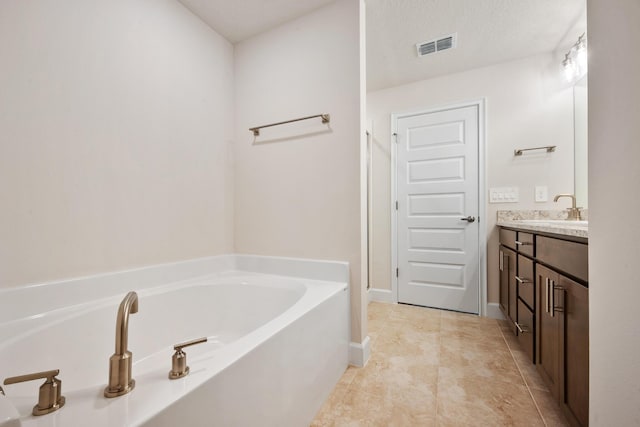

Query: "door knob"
left=460, top=216, right=476, bottom=223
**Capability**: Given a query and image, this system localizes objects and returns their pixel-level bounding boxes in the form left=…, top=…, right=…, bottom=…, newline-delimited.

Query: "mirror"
left=574, top=75, right=588, bottom=208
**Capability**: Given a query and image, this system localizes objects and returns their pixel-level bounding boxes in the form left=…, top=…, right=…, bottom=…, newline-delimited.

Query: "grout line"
left=498, top=324, right=549, bottom=427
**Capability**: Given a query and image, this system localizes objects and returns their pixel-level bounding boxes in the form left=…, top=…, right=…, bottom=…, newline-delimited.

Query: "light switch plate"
left=490, top=187, right=519, bottom=203
left=535, top=186, right=548, bottom=202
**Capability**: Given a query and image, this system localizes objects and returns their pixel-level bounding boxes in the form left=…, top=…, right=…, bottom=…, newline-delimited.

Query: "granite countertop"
left=496, top=219, right=588, bottom=239
left=496, top=210, right=588, bottom=239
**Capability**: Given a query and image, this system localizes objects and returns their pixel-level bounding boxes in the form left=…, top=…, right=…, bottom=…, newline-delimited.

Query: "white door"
left=396, top=105, right=480, bottom=314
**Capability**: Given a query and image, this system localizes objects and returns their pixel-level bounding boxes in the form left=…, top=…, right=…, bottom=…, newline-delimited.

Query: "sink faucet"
left=553, top=194, right=582, bottom=220
left=104, top=291, right=138, bottom=398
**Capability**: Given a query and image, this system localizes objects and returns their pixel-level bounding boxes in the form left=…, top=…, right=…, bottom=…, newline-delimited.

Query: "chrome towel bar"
left=249, top=113, right=330, bottom=136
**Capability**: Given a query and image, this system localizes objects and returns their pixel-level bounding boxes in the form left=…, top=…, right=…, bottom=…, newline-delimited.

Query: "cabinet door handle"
left=545, top=277, right=550, bottom=314
left=515, top=322, right=530, bottom=334
left=515, top=240, right=533, bottom=246
left=553, top=283, right=565, bottom=315
left=515, top=276, right=531, bottom=284
left=550, top=279, right=555, bottom=317
left=499, top=250, right=504, bottom=271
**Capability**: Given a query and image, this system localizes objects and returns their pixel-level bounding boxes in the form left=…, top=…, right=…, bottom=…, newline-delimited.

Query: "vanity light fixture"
left=563, top=33, right=587, bottom=83
left=563, top=54, right=577, bottom=82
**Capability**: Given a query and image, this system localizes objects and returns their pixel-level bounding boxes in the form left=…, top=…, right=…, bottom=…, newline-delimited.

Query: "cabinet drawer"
left=499, top=228, right=517, bottom=250
left=516, top=299, right=534, bottom=363
left=515, top=232, right=535, bottom=257
left=517, top=255, right=535, bottom=309
left=537, top=236, right=588, bottom=282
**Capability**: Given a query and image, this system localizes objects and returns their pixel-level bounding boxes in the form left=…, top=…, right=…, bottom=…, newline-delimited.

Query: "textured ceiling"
left=178, top=0, right=336, bottom=43
left=366, top=0, right=587, bottom=91
left=178, top=0, right=586, bottom=91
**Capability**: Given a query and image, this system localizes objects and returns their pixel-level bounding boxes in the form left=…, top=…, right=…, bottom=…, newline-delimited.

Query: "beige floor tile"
left=439, top=342, right=524, bottom=385
left=440, top=309, right=498, bottom=325
left=311, top=302, right=570, bottom=427
left=388, top=303, right=442, bottom=320
left=311, top=382, right=350, bottom=427
left=368, top=302, right=392, bottom=320
left=327, top=387, right=422, bottom=427
left=373, top=332, right=441, bottom=364
left=337, top=365, right=360, bottom=388
left=511, top=354, right=549, bottom=392
left=501, top=329, right=520, bottom=351
left=528, top=388, right=570, bottom=427
left=349, top=355, right=439, bottom=399
left=440, top=323, right=504, bottom=346
left=436, top=374, right=544, bottom=426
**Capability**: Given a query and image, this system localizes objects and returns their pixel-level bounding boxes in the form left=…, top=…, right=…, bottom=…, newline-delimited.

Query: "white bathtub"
left=0, top=255, right=349, bottom=427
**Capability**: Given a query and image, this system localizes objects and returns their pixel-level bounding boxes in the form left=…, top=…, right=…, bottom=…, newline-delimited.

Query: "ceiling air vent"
left=416, top=33, right=457, bottom=57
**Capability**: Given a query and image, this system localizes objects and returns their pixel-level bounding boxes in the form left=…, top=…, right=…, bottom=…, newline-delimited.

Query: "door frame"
left=390, top=99, right=488, bottom=315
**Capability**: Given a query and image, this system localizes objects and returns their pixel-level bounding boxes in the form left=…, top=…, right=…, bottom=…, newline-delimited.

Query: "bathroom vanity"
left=497, top=219, right=588, bottom=427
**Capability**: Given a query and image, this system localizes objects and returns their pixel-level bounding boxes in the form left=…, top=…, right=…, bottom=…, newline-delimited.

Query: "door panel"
left=397, top=105, right=479, bottom=313
left=499, top=247, right=510, bottom=316
left=561, top=275, right=589, bottom=427
left=537, top=264, right=560, bottom=399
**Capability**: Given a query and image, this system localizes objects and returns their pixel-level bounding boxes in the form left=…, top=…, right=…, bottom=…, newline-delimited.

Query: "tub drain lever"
left=169, top=337, right=208, bottom=379
left=3, top=369, right=65, bottom=416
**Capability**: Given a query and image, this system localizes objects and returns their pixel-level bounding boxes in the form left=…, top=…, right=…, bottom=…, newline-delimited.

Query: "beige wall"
left=588, top=0, right=640, bottom=423
left=367, top=53, right=575, bottom=304
left=0, top=0, right=235, bottom=288
left=234, top=0, right=366, bottom=342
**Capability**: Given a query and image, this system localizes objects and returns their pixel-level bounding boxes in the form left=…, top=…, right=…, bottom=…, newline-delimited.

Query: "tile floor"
left=311, top=302, right=569, bottom=426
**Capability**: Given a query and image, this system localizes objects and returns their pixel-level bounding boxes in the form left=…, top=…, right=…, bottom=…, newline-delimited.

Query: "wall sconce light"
left=563, top=33, right=587, bottom=83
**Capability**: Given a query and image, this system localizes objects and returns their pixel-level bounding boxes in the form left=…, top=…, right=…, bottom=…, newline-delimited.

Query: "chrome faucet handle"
left=169, top=337, right=208, bottom=380
left=3, top=369, right=65, bottom=416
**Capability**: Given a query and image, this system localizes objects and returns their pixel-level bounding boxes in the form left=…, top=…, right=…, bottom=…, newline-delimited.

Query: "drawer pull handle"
left=515, top=240, right=533, bottom=246
left=515, top=276, right=531, bottom=284
left=515, top=322, right=530, bottom=334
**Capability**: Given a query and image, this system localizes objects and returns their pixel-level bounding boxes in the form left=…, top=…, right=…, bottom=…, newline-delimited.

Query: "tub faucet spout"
left=104, top=291, right=138, bottom=398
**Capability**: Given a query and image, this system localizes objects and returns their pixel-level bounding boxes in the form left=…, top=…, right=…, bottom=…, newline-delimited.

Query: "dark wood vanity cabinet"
left=499, top=245, right=516, bottom=333
left=536, top=236, right=589, bottom=427
left=498, top=229, right=535, bottom=357
left=499, top=227, right=589, bottom=427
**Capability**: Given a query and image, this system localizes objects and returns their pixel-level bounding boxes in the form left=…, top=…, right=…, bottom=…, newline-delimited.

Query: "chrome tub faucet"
left=104, top=291, right=138, bottom=398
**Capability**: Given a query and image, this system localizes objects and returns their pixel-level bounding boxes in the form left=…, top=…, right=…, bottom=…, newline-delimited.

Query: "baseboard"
left=348, top=336, right=370, bottom=367
left=486, top=302, right=505, bottom=320
left=368, top=288, right=393, bottom=304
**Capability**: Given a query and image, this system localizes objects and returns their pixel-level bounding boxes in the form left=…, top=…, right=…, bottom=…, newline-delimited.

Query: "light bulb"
left=575, top=40, right=587, bottom=75
left=563, top=56, right=577, bottom=82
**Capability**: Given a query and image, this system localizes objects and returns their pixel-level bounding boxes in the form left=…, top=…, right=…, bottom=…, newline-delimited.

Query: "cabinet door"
left=559, top=275, right=589, bottom=427
left=508, top=252, right=517, bottom=330
left=537, top=264, right=560, bottom=399
left=499, top=246, right=517, bottom=332
left=499, top=246, right=513, bottom=318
